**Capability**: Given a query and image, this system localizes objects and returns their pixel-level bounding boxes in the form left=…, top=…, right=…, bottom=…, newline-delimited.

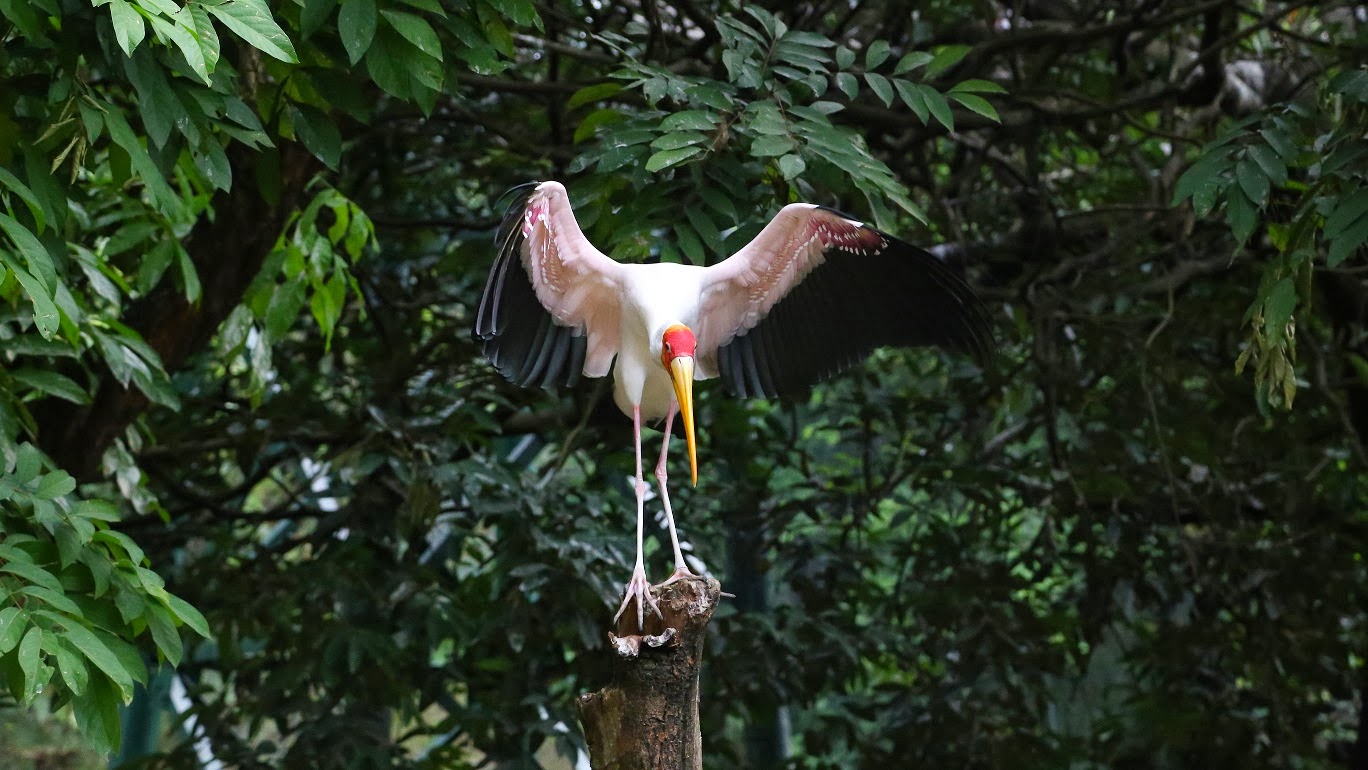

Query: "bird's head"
left=660, top=324, right=698, bottom=487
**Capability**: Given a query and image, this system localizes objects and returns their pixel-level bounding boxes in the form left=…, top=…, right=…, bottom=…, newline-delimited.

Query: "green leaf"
left=14, top=443, right=42, bottom=483
left=0, top=211, right=55, bottom=290
left=950, top=78, right=1006, bottom=94
left=54, top=524, right=81, bottom=569
left=0, top=0, right=50, bottom=42
left=684, top=205, right=721, bottom=254
left=835, top=72, right=857, bottom=100
left=864, top=73, right=893, bottom=107
left=1171, top=149, right=1231, bottom=206
left=10, top=369, right=89, bottom=404
left=108, top=0, right=145, bottom=57
left=146, top=603, right=183, bottom=667
left=289, top=104, right=342, bottom=170
left=34, top=470, right=77, bottom=499
left=72, top=499, right=122, bottom=522
left=1227, top=186, right=1257, bottom=245
left=0, top=167, right=47, bottom=234
left=685, top=83, right=731, bottom=111
left=659, top=110, right=718, bottom=132
left=674, top=222, right=703, bottom=264
left=114, top=586, right=146, bottom=624
left=567, top=82, right=622, bottom=110
left=301, top=0, right=337, bottom=37
left=1329, top=212, right=1368, bottom=267
left=72, top=674, right=122, bottom=755
left=174, top=243, right=202, bottom=304
left=1326, top=189, right=1368, bottom=239
left=740, top=5, right=776, bottom=38
left=1246, top=144, right=1286, bottom=185
left=339, top=0, right=377, bottom=63
left=0, top=607, right=24, bottom=654
left=55, top=639, right=89, bottom=696
left=0, top=254, right=60, bottom=338
left=57, top=624, right=136, bottom=701
left=834, top=45, right=854, bottom=69
left=778, top=153, right=805, bottom=180
left=750, top=134, right=794, bottom=157
left=925, top=44, right=971, bottom=78
left=21, top=586, right=82, bottom=615
left=894, top=80, right=928, bottom=123
left=1329, top=69, right=1368, bottom=102
left=94, top=530, right=145, bottom=566
left=950, top=92, right=999, bottom=123
left=920, top=85, right=954, bottom=131
left=146, top=14, right=211, bottom=85
left=189, top=6, right=222, bottom=75
left=207, top=0, right=299, bottom=63
left=1263, top=277, right=1296, bottom=337
left=1259, top=126, right=1297, bottom=161
left=123, top=51, right=183, bottom=147
left=698, top=186, right=737, bottom=222
left=18, top=626, right=42, bottom=699
left=487, top=0, right=539, bottom=28
left=645, top=146, right=703, bottom=172
left=264, top=278, right=308, bottom=341
left=650, top=132, right=707, bottom=151
left=1236, top=158, right=1269, bottom=207
left=783, top=31, right=833, bottom=49
left=894, top=51, right=933, bottom=75
left=380, top=10, right=441, bottom=60
left=309, top=280, right=341, bottom=343
left=865, top=40, right=890, bottom=70
left=399, top=0, right=445, bottom=13
left=103, top=107, right=178, bottom=213
left=165, top=593, right=211, bottom=638
left=1, top=560, right=63, bottom=593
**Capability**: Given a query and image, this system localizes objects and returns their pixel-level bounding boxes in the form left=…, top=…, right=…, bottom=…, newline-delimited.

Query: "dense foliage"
left=1, top=0, right=1367, bottom=767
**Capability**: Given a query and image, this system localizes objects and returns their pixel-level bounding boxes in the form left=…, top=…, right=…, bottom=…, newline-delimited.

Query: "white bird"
left=473, top=181, right=991, bottom=629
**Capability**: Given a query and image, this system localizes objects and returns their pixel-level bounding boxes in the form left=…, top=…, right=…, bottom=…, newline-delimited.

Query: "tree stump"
left=578, top=576, right=721, bottom=770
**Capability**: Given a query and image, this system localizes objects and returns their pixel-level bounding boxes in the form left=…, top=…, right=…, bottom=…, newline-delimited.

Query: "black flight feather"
left=473, top=183, right=587, bottom=390
left=716, top=212, right=993, bottom=400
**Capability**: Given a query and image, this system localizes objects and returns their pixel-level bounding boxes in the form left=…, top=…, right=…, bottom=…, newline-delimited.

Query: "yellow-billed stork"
left=473, top=181, right=992, bottom=628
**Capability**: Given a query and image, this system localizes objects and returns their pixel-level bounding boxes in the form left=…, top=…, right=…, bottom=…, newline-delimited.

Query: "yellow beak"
left=668, top=355, right=698, bottom=486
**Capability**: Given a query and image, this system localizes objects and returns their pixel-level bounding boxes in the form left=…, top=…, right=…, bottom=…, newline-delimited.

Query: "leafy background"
left=1, top=0, right=1367, bottom=768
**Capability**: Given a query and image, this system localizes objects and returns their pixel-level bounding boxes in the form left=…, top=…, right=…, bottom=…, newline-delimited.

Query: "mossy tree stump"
left=578, top=576, right=722, bottom=770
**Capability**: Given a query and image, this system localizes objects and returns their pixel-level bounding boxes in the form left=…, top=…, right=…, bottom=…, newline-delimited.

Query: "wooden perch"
left=578, top=576, right=722, bottom=770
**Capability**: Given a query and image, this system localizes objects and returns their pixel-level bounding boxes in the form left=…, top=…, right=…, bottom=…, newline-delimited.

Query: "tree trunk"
left=578, top=576, right=721, bottom=770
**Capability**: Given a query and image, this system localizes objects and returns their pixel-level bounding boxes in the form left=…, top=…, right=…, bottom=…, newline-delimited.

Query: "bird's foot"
left=613, top=566, right=663, bottom=630
left=656, top=564, right=697, bottom=588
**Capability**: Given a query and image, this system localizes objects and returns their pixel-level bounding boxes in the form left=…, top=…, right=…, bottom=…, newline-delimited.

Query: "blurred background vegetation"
left=1, top=0, right=1367, bottom=767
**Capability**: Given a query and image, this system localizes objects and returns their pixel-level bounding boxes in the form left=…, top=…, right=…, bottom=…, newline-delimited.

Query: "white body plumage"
left=611, top=263, right=709, bottom=421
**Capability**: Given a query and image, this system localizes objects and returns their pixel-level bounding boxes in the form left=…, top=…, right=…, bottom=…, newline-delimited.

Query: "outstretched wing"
left=472, top=181, right=624, bottom=388
left=695, top=204, right=992, bottom=399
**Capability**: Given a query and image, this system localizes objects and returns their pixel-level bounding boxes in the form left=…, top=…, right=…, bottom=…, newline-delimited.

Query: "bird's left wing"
left=473, top=181, right=624, bottom=388
left=695, top=203, right=992, bottom=398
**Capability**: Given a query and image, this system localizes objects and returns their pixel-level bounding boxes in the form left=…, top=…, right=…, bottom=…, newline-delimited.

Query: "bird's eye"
left=664, top=342, right=672, bottom=353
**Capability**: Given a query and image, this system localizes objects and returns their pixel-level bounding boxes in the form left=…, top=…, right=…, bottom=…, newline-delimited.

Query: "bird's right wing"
left=473, top=181, right=624, bottom=388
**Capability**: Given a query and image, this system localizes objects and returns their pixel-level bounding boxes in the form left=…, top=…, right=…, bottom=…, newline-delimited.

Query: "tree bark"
left=578, top=576, right=721, bottom=770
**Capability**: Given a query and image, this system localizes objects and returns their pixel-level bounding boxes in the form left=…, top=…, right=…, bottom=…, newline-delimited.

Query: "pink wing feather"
left=695, top=204, right=991, bottom=398
left=473, top=181, right=623, bottom=386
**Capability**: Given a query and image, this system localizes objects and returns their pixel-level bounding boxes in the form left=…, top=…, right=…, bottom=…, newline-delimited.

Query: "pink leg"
left=614, top=405, right=663, bottom=629
left=655, top=403, right=696, bottom=585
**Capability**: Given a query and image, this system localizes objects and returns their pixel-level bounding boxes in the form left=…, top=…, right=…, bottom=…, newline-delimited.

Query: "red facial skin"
left=660, top=324, right=697, bottom=369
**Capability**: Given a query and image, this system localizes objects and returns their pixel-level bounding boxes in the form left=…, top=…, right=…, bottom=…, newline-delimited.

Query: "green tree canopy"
left=1, top=0, right=1367, bottom=767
